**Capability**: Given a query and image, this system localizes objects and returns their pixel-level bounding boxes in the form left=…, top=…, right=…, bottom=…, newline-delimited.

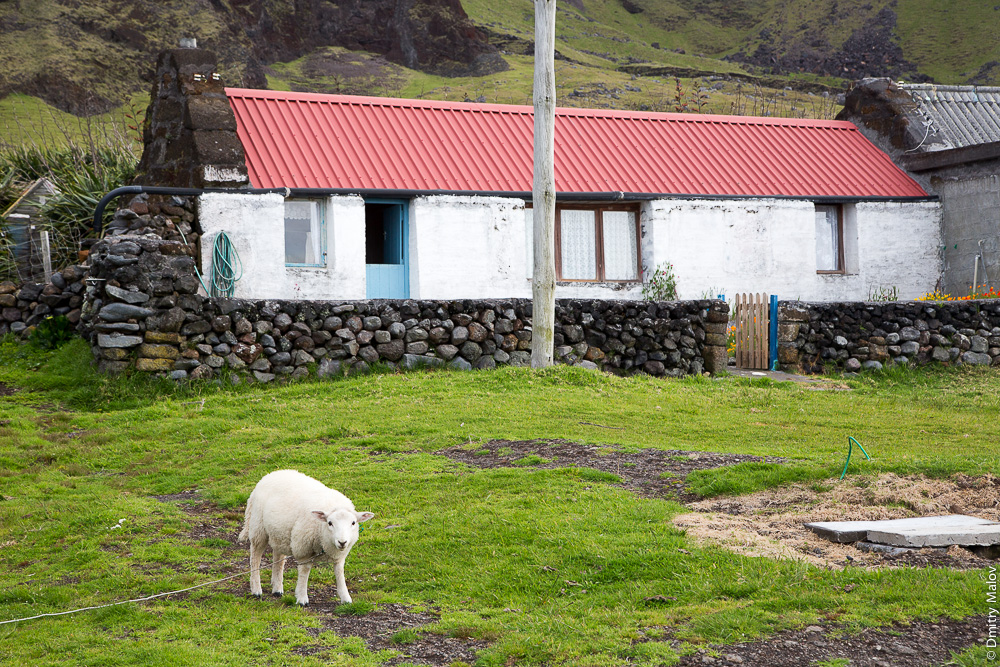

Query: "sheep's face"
left=311, top=508, right=375, bottom=552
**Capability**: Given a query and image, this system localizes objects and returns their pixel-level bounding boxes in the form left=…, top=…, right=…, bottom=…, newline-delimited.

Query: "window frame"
left=553, top=204, right=642, bottom=283
left=283, top=198, right=327, bottom=268
left=815, top=203, right=846, bottom=275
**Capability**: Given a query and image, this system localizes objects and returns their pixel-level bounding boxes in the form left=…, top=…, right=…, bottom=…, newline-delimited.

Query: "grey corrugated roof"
left=900, top=84, right=1000, bottom=150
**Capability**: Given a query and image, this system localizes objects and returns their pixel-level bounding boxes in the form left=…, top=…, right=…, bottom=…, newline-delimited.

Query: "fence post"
left=768, top=294, right=778, bottom=371
left=40, top=230, right=52, bottom=280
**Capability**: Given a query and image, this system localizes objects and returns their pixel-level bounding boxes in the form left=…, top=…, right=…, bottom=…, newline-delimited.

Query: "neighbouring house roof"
left=226, top=88, right=928, bottom=199
left=838, top=79, right=1000, bottom=172
left=1, top=178, right=59, bottom=221
left=900, top=83, right=1000, bottom=150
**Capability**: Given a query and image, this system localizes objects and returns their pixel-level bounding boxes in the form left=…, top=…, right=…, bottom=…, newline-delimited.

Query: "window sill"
left=555, top=280, right=640, bottom=290
left=816, top=270, right=846, bottom=275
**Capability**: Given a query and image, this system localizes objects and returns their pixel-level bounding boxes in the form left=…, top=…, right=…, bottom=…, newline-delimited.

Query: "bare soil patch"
left=300, top=602, right=489, bottom=666
left=437, top=438, right=785, bottom=501
left=677, top=615, right=988, bottom=667
left=0, top=381, right=17, bottom=397
left=674, top=473, right=1000, bottom=569
left=151, top=490, right=243, bottom=545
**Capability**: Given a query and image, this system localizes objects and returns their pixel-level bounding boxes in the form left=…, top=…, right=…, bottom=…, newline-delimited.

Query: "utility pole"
left=531, top=0, right=557, bottom=368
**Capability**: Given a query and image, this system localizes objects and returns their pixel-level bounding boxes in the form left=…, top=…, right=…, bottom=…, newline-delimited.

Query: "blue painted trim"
left=364, top=197, right=410, bottom=299
left=768, top=294, right=779, bottom=370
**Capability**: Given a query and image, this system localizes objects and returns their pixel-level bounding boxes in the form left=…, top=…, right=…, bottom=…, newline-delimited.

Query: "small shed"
left=1, top=178, right=59, bottom=282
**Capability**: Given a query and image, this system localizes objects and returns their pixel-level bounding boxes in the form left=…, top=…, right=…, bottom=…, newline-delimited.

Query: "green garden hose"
left=207, top=231, right=242, bottom=298
left=839, top=436, right=872, bottom=480
left=176, top=228, right=242, bottom=298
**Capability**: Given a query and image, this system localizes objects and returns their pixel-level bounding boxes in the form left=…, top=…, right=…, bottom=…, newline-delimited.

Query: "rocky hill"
left=0, top=0, right=505, bottom=115
left=0, top=0, right=997, bottom=118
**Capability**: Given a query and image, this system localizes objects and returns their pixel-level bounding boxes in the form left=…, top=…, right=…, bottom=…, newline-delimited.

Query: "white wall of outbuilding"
left=197, top=193, right=941, bottom=303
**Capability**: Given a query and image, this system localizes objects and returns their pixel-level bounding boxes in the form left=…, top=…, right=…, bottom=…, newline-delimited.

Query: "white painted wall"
left=198, top=193, right=366, bottom=300
left=645, top=198, right=941, bottom=301
left=409, top=195, right=532, bottom=299
left=200, top=193, right=940, bottom=302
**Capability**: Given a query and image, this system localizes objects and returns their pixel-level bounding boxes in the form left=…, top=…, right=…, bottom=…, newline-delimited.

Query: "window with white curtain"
left=557, top=206, right=639, bottom=282
left=602, top=210, right=639, bottom=280
left=284, top=200, right=324, bottom=266
left=560, top=209, right=598, bottom=280
left=522, top=205, right=640, bottom=282
left=815, top=204, right=843, bottom=273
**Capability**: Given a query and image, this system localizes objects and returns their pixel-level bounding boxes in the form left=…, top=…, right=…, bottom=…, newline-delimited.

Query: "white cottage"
left=199, top=89, right=941, bottom=302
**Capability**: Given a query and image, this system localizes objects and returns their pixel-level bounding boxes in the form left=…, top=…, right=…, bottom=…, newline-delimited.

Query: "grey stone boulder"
left=961, top=351, right=992, bottom=366
left=105, top=285, right=150, bottom=304
left=931, top=346, right=951, bottom=362
left=99, top=303, right=153, bottom=322
left=377, top=339, right=405, bottom=361
left=401, top=354, right=444, bottom=370
left=317, top=359, right=343, bottom=378
left=98, top=333, right=143, bottom=348
left=436, top=344, right=459, bottom=361
left=447, top=357, right=473, bottom=371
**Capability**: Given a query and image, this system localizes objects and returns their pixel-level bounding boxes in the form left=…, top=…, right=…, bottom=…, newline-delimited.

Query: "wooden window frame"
left=815, top=203, right=846, bottom=275
left=553, top=204, right=642, bottom=283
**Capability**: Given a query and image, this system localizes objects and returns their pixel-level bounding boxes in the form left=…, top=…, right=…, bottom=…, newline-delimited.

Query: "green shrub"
left=29, top=315, right=74, bottom=349
left=642, top=262, right=678, bottom=301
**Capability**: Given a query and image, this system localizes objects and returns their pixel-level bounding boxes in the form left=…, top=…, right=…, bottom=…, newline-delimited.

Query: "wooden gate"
left=733, top=293, right=770, bottom=370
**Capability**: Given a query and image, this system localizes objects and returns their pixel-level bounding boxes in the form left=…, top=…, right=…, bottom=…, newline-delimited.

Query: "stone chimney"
left=134, top=47, right=249, bottom=189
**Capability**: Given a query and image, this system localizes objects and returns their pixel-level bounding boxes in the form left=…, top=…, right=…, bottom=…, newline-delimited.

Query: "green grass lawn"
left=0, top=337, right=996, bottom=666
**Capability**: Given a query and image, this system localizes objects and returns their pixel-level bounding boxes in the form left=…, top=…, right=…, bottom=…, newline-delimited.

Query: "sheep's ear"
left=356, top=512, right=375, bottom=523
left=311, top=510, right=328, bottom=521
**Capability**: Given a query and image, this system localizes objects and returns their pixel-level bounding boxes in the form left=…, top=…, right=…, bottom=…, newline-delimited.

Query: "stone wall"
left=78, top=233, right=728, bottom=380
left=777, top=300, right=1000, bottom=372
left=0, top=265, right=88, bottom=336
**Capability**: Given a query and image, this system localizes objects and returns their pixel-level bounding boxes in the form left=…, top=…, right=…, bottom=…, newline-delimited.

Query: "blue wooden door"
left=365, top=201, right=409, bottom=298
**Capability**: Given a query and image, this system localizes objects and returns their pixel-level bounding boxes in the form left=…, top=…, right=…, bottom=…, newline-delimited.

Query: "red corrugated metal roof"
left=225, top=88, right=928, bottom=198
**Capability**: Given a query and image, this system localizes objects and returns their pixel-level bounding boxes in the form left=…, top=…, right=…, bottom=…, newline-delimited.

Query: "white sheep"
left=237, top=469, right=374, bottom=606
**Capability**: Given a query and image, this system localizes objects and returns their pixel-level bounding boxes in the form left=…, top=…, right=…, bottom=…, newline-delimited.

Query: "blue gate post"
left=768, top=294, right=779, bottom=370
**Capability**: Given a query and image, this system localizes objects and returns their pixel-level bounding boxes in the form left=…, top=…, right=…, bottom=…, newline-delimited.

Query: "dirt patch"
left=677, top=615, right=988, bottom=667
left=438, top=439, right=785, bottom=501
left=298, top=602, right=489, bottom=665
left=151, top=491, right=243, bottom=545
left=0, top=382, right=17, bottom=397
left=674, top=473, right=1000, bottom=569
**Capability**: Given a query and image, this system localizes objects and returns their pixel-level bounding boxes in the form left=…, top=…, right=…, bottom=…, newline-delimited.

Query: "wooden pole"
left=531, top=0, right=557, bottom=369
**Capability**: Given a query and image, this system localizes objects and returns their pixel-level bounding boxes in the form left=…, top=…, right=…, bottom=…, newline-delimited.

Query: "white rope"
left=0, top=555, right=313, bottom=626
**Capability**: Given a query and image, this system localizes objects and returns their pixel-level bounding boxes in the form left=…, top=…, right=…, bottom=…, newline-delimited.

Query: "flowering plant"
left=916, top=286, right=1000, bottom=302
left=642, top=262, right=678, bottom=301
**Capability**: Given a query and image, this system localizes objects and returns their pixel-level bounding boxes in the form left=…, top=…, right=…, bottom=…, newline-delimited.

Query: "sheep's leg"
left=249, top=540, right=264, bottom=598
left=294, top=561, right=313, bottom=606
left=334, top=557, right=352, bottom=604
left=270, top=548, right=286, bottom=596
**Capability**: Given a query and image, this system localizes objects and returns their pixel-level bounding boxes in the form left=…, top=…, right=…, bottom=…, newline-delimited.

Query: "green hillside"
left=1, top=0, right=997, bottom=149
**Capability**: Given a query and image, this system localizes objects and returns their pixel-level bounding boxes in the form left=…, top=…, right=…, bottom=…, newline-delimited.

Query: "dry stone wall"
left=81, top=244, right=727, bottom=381
left=777, top=300, right=1000, bottom=373
left=75, top=221, right=728, bottom=379
left=0, top=265, right=88, bottom=336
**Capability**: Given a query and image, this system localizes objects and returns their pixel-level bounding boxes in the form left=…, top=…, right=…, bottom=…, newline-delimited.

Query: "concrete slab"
left=805, top=515, right=1000, bottom=547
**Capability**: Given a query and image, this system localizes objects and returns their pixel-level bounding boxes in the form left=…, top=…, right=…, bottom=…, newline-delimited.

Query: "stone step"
left=805, top=514, right=1000, bottom=547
